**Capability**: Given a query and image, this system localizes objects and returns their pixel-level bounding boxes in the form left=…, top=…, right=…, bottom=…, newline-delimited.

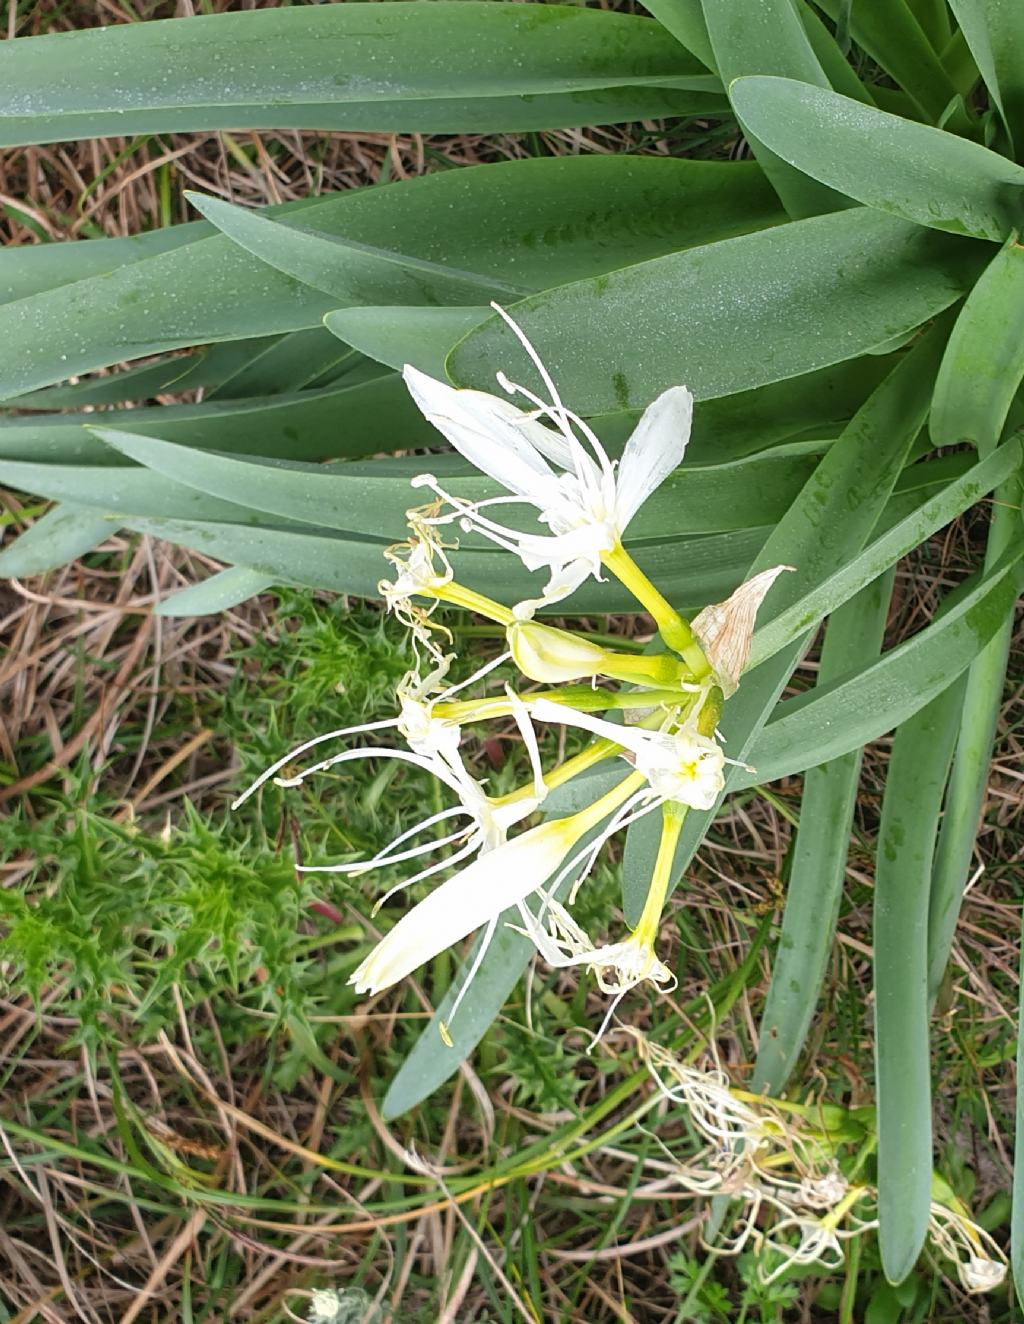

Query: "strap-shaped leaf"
left=154, top=567, right=277, bottom=617
left=90, top=426, right=822, bottom=542
left=753, top=572, right=896, bottom=1094
left=932, top=239, right=1024, bottom=452
left=187, top=192, right=529, bottom=304
left=449, top=208, right=981, bottom=414
left=700, top=0, right=846, bottom=218
left=737, top=546, right=1024, bottom=785
left=0, top=503, right=116, bottom=577
left=0, top=156, right=783, bottom=402
left=948, top=0, right=1024, bottom=156
left=811, top=0, right=958, bottom=121
left=927, top=473, right=1021, bottom=999
left=622, top=321, right=949, bottom=923
left=643, top=0, right=717, bottom=71
left=107, top=511, right=768, bottom=615
left=0, top=4, right=717, bottom=149
left=731, top=77, right=1024, bottom=240
left=874, top=685, right=963, bottom=1284
left=324, top=307, right=490, bottom=377
left=748, top=439, right=1024, bottom=667
left=0, top=374, right=431, bottom=467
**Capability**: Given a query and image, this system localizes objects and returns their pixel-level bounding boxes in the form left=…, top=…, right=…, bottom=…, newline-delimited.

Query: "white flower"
left=403, top=304, right=692, bottom=610
left=526, top=697, right=726, bottom=811
left=927, top=1200, right=1008, bottom=1294
left=350, top=769, right=646, bottom=1002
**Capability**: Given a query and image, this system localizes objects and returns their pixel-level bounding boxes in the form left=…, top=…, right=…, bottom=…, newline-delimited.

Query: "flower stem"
left=601, top=542, right=711, bottom=678
left=433, top=581, right=515, bottom=626
left=632, top=802, right=687, bottom=947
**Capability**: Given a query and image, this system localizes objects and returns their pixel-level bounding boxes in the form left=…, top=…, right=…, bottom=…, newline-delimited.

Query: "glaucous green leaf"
left=449, top=208, right=980, bottom=414
left=0, top=4, right=717, bottom=148
left=154, top=567, right=277, bottom=617
left=324, top=307, right=491, bottom=377
left=731, top=77, right=1024, bottom=240
left=932, top=239, right=1024, bottom=451
left=0, top=156, right=784, bottom=401
left=874, top=685, right=963, bottom=1284
left=747, top=439, right=1023, bottom=667
left=948, top=0, right=1024, bottom=157
left=0, top=503, right=116, bottom=576
left=622, top=322, right=948, bottom=923
left=811, top=0, right=957, bottom=121
left=753, top=573, right=896, bottom=1095
left=737, top=546, right=1024, bottom=785
left=700, top=0, right=846, bottom=217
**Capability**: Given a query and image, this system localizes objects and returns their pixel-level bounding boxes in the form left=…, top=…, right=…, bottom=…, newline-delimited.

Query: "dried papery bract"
left=691, top=564, right=794, bottom=695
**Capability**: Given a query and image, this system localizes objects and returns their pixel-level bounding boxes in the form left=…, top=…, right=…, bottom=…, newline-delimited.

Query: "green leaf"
left=154, top=567, right=277, bottom=617
left=90, top=426, right=822, bottom=543
left=0, top=156, right=784, bottom=401
left=927, top=473, right=1021, bottom=999
left=932, top=239, right=1024, bottom=451
left=186, top=192, right=528, bottom=304
left=204, top=329, right=358, bottom=399
left=0, top=503, right=116, bottom=577
left=324, top=306, right=490, bottom=376
left=731, top=77, right=1024, bottom=240
left=0, top=373, right=430, bottom=466
left=1015, top=913, right=1024, bottom=1301
left=753, top=572, right=896, bottom=1094
left=948, top=0, right=1024, bottom=157
left=107, top=511, right=768, bottom=614
left=874, top=685, right=964, bottom=1284
left=643, top=0, right=717, bottom=71
left=701, top=0, right=847, bottom=217
left=0, top=4, right=717, bottom=148
left=449, top=208, right=981, bottom=414
left=747, top=438, right=1024, bottom=667
left=737, top=546, right=1024, bottom=785
left=623, top=322, right=949, bottom=923
left=796, top=1, right=879, bottom=105
left=810, top=0, right=958, bottom=121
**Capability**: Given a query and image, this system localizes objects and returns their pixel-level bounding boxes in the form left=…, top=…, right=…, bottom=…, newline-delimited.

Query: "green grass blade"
left=926, top=475, right=1021, bottom=999
left=0, top=503, right=115, bottom=576
left=0, top=156, right=783, bottom=402
left=932, top=239, right=1024, bottom=452
left=448, top=209, right=981, bottom=414
left=875, top=684, right=964, bottom=1283
left=753, top=571, right=896, bottom=1094
left=1014, top=913, right=1024, bottom=1299
left=622, top=321, right=949, bottom=923
left=737, top=543, right=1024, bottom=785
left=153, top=567, right=277, bottom=617
left=0, top=4, right=715, bottom=147
left=731, top=77, right=1024, bottom=239
left=747, top=438, right=1024, bottom=667
left=700, top=0, right=846, bottom=217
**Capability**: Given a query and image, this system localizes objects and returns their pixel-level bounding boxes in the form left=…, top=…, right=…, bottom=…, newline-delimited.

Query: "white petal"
left=403, top=365, right=557, bottom=502
left=614, top=386, right=693, bottom=530
left=349, top=817, right=578, bottom=994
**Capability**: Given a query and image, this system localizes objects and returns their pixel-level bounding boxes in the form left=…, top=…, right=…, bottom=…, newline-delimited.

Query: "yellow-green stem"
left=632, top=802, right=686, bottom=946
left=433, top=581, right=515, bottom=626
left=601, top=542, right=711, bottom=678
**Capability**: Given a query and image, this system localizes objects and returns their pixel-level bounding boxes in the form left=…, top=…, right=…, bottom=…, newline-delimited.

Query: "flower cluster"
left=235, top=306, right=788, bottom=1042
left=632, top=1031, right=1007, bottom=1293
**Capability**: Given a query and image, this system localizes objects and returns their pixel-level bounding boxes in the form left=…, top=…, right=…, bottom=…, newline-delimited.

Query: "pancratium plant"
left=236, top=308, right=789, bottom=1047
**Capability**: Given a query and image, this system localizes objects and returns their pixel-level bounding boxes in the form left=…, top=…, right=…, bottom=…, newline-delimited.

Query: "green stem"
left=601, top=542, right=711, bottom=678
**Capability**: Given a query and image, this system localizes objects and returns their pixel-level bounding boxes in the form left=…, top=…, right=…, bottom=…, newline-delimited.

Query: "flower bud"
left=508, top=620, right=608, bottom=683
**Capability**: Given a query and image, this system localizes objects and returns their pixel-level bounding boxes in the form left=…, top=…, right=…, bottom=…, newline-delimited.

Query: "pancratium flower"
left=403, top=305, right=702, bottom=652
